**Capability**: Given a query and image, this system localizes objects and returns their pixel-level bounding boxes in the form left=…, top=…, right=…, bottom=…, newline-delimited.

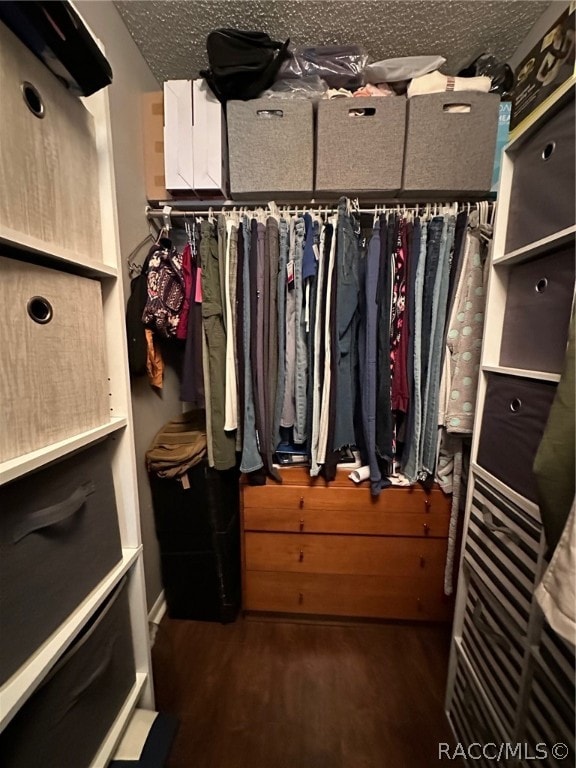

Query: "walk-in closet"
left=0, top=2, right=574, bottom=767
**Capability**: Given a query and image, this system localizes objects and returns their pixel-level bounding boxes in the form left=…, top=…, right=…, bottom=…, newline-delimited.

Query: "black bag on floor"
left=200, top=29, right=290, bottom=103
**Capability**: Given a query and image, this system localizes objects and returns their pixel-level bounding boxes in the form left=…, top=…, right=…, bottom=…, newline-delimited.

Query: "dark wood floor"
left=152, top=615, right=460, bottom=768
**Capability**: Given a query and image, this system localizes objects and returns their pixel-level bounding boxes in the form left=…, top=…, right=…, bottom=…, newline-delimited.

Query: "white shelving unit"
left=0, top=17, right=153, bottom=767
left=445, top=78, right=575, bottom=762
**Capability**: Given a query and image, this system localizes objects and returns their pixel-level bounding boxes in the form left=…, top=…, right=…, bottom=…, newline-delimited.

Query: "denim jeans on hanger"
left=333, top=198, right=360, bottom=450
left=402, top=220, right=428, bottom=482
left=400, top=218, right=421, bottom=467
left=281, top=217, right=297, bottom=430
left=420, top=217, right=444, bottom=393
left=293, top=217, right=307, bottom=443
left=375, top=214, right=394, bottom=465
left=272, top=218, right=289, bottom=451
left=421, top=216, right=455, bottom=476
left=361, top=226, right=383, bottom=495
left=240, top=216, right=263, bottom=474
left=265, top=217, right=280, bottom=464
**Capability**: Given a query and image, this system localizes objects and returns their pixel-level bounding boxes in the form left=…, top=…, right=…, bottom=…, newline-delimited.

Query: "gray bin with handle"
left=227, top=98, right=313, bottom=198
left=0, top=439, right=122, bottom=685
left=402, top=92, right=500, bottom=194
left=315, top=97, right=406, bottom=195
left=0, top=578, right=135, bottom=768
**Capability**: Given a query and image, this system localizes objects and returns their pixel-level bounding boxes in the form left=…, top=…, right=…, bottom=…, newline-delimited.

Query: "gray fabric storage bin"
left=465, top=478, right=543, bottom=634
left=461, top=573, right=525, bottom=737
left=500, top=246, right=575, bottom=373
left=506, top=100, right=575, bottom=254
left=449, top=648, right=506, bottom=760
left=402, top=92, right=499, bottom=194
left=227, top=99, right=313, bottom=198
left=0, top=440, right=122, bottom=685
left=0, top=255, right=110, bottom=462
left=523, top=659, right=575, bottom=767
left=476, top=373, right=557, bottom=503
left=0, top=578, right=135, bottom=768
left=315, top=98, right=406, bottom=194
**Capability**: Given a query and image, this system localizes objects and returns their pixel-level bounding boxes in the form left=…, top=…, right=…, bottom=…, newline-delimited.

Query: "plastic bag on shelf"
left=365, top=55, right=446, bottom=84
left=458, top=53, right=514, bottom=96
left=277, top=45, right=367, bottom=89
left=261, top=75, right=328, bottom=99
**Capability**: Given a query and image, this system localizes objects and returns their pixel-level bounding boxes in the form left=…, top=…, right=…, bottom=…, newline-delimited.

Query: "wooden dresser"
left=241, top=468, right=454, bottom=621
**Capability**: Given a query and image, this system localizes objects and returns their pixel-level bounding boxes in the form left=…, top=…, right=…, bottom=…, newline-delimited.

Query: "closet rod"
left=146, top=201, right=494, bottom=219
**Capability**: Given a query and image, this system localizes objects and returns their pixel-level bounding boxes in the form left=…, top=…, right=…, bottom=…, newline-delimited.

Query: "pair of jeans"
left=273, top=218, right=289, bottom=451
left=375, top=214, right=394, bottom=464
left=333, top=198, right=360, bottom=450
left=360, top=226, right=383, bottom=495
left=402, top=220, right=428, bottom=482
left=293, top=218, right=307, bottom=443
left=200, top=219, right=236, bottom=470
left=400, top=218, right=421, bottom=466
left=420, top=217, right=445, bottom=395
left=265, top=217, right=280, bottom=471
left=421, top=216, right=455, bottom=476
left=281, top=218, right=297, bottom=429
left=240, top=217, right=263, bottom=474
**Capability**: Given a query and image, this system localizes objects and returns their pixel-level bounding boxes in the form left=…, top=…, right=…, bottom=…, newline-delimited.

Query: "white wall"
left=79, top=0, right=181, bottom=611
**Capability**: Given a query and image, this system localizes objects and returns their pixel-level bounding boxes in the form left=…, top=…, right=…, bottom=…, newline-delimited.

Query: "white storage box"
left=163, top=79, right=228, bottom=195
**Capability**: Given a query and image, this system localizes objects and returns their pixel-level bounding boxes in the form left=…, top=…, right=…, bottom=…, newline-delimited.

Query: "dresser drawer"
left=465, top=479, right=543, bottom=634
left=242, top=486, right=449, bottom=537
left=0, top=24, right=102, bottom=263
left=244, top=571, right=452, bottom=621
left=245, top=532, right=446, bottom=578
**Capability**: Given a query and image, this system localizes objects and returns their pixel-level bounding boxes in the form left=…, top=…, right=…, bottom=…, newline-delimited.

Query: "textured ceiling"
left=114, top=1, right=548, bottom=84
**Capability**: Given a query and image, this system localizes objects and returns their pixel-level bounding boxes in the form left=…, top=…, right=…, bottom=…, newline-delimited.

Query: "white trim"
left=148, top=591, right=167, bottom=647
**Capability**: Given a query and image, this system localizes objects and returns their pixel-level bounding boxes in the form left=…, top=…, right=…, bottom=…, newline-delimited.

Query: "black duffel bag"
left=200, top=28, right=290, bottom=103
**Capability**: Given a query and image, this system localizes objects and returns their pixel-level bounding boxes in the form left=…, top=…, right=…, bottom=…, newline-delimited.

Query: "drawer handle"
left=299, top=549, right=304, bottom=562
left=299, top=518, right=304, bottom=532
left=299, top=496, right=304, bottom=509
left=27, top=296, right=53, bottom=325
left=12, top=481, right=96, bottom=543
left=535, top=278, right=548, bottom=293
left=424, top=498, right=431, bottom=513
left=423, top=523, right=430, bottom=536
left=298, top=592, right=304, bottom=604
left=509, top=398, right=522, bottom=413
left=541, top=141, right=555, bottom=161
left=481, top=509, right=521, bottom=546
left=21, top=81, right=45, bottom=119
left=472, top=601, right=510, bottom=653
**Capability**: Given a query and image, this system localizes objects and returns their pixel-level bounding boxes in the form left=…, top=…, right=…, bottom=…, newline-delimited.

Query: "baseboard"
left=148, top=590, right=167, bottom=646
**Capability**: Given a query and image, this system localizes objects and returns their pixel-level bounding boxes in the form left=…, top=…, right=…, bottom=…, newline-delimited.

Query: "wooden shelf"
left=0, top=226, right=117, bottom=279
left=0, top=418, right=128, bottom=486
left=482, top=365, right=561, bottom=383
left=89, top=673, right=148, bottom=768
left=494, top=225, right=576, bottom=267
left=0, top=547, right=141, bottom=732
left=471, top=462, right=540, bottom=521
